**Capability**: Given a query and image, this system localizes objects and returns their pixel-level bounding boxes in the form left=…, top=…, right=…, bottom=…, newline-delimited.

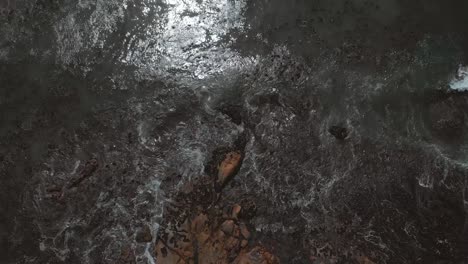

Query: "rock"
left=154, top=219, right=194, bottom=263
left=232, top=204, right=242, bottom=218
left=155, top=208, right=275, bottom=264
left=239, top=223, right=250, bottom=239
left=233, top=246, right=279, bottom=264
left=328, top=126, right=349, bottom=140
left=239, top=199, right=257, bottom=220
left=217, top=151, right=242, bottom=186
left=241, top=240, right=249, bottom=248
left=221, top=220, right=236, bottom=235
left=154, top=242, right=188, bottom=264
left=117, top=245, right=136, bottom=264
left=218, top=103, right=243, bottom=125
left=135, top=225, right=153, bottom=243
left=153, top=143, right=275, bottom=264
left=191, top=213, right=209, bottom=234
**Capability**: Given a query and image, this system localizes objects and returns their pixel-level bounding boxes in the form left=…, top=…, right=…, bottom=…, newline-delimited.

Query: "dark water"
left=1, top=0, right=468, bottom=263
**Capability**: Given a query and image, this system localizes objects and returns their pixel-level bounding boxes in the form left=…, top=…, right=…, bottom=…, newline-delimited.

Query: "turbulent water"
left=1, top=0, right=468, bottom=263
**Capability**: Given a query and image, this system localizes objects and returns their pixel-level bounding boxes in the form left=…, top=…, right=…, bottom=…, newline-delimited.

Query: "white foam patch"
left=449, top=65, right=468, bottom=90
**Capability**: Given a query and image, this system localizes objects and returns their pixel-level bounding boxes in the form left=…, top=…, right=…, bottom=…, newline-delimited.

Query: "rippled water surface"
left=1, top=0, right=468, bottom=263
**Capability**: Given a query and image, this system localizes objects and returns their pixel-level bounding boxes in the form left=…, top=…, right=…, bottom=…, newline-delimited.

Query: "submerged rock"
left=328, top=126, right=349, bottom=140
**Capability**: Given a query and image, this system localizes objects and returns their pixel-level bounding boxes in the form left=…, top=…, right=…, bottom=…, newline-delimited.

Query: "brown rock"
left=153, top=143, right=276, bottom=264
left=241, top=240, right=249, bottom=248
left=155, top=218, right=194, bottom=263
left=218, top=151, right=242, bottom=186
left=232, top=204, right=242, bottom=218
left=154, top=242, right=186, bottom=264
left=191, top=213, right=209, bottom=234
left=234, top=246, right=279, bottom=264
left=221, top=220, right=236, bottom=235
left=239, top=223, right=250, bottom=239
left=154, top=207, right=278, bottom=264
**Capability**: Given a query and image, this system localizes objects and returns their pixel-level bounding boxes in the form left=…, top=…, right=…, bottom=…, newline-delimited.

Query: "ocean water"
left=1, top=0, right=468, bottom=263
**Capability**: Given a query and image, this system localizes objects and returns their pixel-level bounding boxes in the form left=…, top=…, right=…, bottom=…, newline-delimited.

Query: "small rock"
left=217, top=151, right=242, bottom=186
left=232, top=204, right=242, bottom=219
left=135, top=225, right=153, bottom=243
left=240, top=199, right=256, bottom=220
left=191, top=213, right=208, bottom=234
left=221, top=220, right=236, bottom=235
left=218, top=103, right=243, bottom=125
left=239, top=223, right=250, bottom=239
left=234, top=246, right=279, bottom=264
left=241, top=240, right=249, bottom=248
left=328, top=126, right=349, bottom=140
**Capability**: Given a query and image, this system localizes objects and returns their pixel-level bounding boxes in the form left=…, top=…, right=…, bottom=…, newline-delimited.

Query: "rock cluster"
left=152, top=141, right=278, bottom=264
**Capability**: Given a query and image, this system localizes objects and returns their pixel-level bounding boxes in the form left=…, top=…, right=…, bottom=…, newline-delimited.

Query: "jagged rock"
left=154, top=207, right=277, bottom=264
left=153, top=143, right=274, bottom=264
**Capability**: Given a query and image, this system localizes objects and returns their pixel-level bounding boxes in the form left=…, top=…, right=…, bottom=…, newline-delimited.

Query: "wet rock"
left=154, top=242, right=189, bottom=263
left=328, top=126, right=349, bottom=140
left=217, top=151, right=243, bottom=187
left=117, top=245, right=136, bottom=264
left=151, top=141, right=275, bottom=263
left=241, top=239, right=249, bottom=248
left=239, top=199, right=257, bottom=220
left=239, top=223, right=250, bottom=239
left=231, top=204, right=242, bottom=219
left=233, top=246, right=279, bottom=264
left=221, top=220, right=236, bottom=235
left=135, top=225, right=153, bottom=243
left=191, top=213, right=209, bottom=234
left=155, top=204, right=278, bottom=263
left=218, top=103, right=243, bottom=125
